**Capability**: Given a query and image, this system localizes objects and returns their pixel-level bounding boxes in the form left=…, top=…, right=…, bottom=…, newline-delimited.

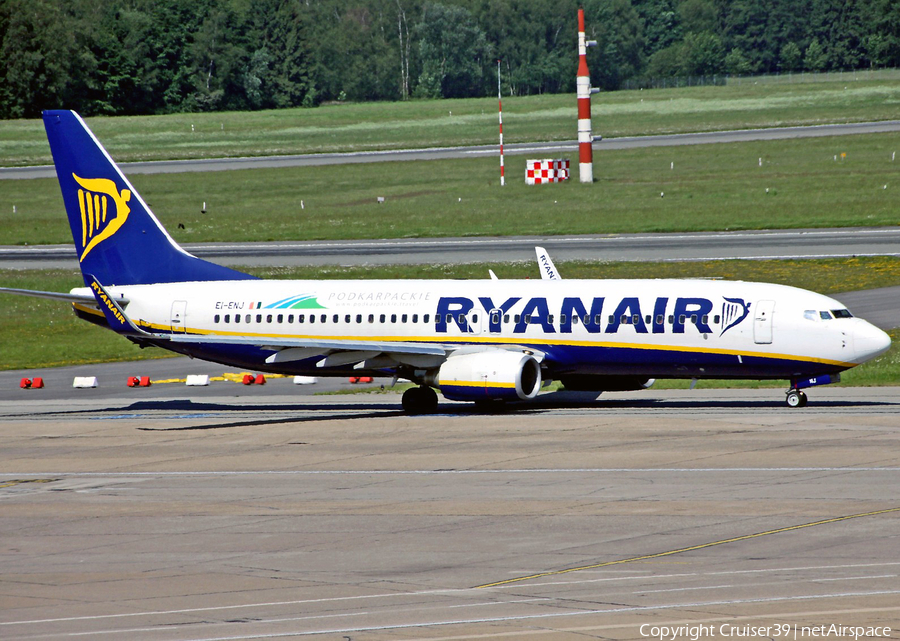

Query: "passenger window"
left=356, top=314, right=362, bottom=323
left=491, top=312, right=500, bottom=324
left=309, top=315, right=315, bottom=324
left=379, top=314, right=386, bottom=323
left=288, top=314, right=294, bottom=323
left=368, top=314, right=375, bottom=323
left=245, top=314, right=251, bottom=323
left=668, top=315, right=674, bottom=324
left=713, top=315, right=720, bottom=324
left=320, top=314, right=326, bottom=323
left=298, top=315, right=305, bottom=323
left=234, top=314, right=240, bottom=324
left=402, top=314, right=408, bottom=323
left=256, top=314, right=263, bottom=323
left=224, top=314, right=230, bottom=323
left=524, top=314, right=532, bottom=324
left=214, top=314, right=220, bottom=323
left=656, top=314, right=664, bottom=324
left=412, top=314, right=419, bottom=323
left=548, top=314, right=554, bottom=324
left=333, top=314, right=339, bottom=323
left=391, top=314, right=397, bottom=323
left=679, top=315, right=686, bottom=324
left=424, top=314, right=430, bottom=323
left=277, top=314, right=283, bottom=323
left=633, top=314, right=640, bottom=324
left=266, top=314, right=272, bottom=323
left=645, top=315, right=651, bottom=324
left=560, top=314, right=567, bottom=324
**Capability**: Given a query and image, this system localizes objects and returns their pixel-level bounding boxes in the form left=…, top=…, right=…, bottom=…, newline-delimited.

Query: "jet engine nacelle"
left=433, top=350, right=542, bottom=402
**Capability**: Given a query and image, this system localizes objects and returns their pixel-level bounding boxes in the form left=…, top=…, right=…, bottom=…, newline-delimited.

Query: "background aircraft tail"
left=43, top=110, right=255, bottom=286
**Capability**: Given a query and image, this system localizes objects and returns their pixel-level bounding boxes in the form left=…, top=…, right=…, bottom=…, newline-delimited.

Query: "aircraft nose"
left=852, top=319, right=891, bottom=363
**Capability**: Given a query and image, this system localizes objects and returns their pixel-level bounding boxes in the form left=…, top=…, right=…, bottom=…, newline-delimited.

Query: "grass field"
left=1, top=131, right=898, bottom=246
left=1, top=73, right=899, bottom=167
left=2, top=258, right=898, bottom=386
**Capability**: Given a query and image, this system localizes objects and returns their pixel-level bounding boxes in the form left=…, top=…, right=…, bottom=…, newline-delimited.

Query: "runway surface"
left=3, top=121, right=899, bottom=180
left=2, top=384, right=899, bottom=640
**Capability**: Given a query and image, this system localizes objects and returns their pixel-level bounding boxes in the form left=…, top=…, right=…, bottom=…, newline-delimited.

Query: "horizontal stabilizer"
left=0, top=286, right=127, bottom=305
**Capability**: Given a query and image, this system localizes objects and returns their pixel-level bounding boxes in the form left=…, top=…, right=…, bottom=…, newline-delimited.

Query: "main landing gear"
left=401, top=385, right=438, bottom=415
left=785, top=389, right=808, bottom=408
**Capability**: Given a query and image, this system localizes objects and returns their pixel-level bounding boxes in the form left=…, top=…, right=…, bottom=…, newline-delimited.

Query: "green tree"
left=188, top=6, right=249, bottom=111
left=681, top=31, right=723, bottom=75
left=804, top=38, right=827, bottom=70
left=0, top=0, right=92, bottom=118
left=779, top=41, right=803, bottom=71
left=724, top=46, right=752, bottom=75
left=679, top=0, right=718, bottom=34
left=584, top=0, right=645, bottom=90
left=637, top=0, right=681, bottom=56
left=247, top=0, right=314, bottom=107
left=415, top=2, right=491, bottom=98
left=863, top=0, right=900, bottom=67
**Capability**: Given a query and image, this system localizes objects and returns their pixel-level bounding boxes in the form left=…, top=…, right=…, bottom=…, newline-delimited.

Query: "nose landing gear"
left=785, top=389, right=808, bottom=408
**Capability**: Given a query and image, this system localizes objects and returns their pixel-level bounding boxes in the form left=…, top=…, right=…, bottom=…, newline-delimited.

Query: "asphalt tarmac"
left=2, top=381, right=899, bottom=640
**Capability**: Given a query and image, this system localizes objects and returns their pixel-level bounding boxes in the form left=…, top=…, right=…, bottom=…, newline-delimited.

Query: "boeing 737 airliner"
left=0, top=111, right=891, bottom=411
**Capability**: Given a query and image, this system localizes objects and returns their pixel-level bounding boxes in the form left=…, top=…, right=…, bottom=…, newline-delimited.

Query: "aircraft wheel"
left=402, top=386, right=438, bottom=414
left=785, top=390, right=807, bottom=408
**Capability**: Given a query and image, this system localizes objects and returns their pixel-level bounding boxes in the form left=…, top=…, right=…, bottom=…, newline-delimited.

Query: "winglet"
left=535, top=246, right=561, bottom=280
left=86, top=274, right=149, bottom=335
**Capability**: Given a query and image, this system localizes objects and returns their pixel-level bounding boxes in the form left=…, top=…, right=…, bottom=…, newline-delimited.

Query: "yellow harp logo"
left=73, top=173, right=132, bottom=261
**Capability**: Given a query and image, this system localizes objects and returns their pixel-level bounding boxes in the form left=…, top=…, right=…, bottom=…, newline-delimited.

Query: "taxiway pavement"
left=2, top=385, right=899, bottom=640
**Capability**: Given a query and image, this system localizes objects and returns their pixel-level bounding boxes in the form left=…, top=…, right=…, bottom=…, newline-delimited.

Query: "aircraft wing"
left=166, top=333, right=448, bottom=356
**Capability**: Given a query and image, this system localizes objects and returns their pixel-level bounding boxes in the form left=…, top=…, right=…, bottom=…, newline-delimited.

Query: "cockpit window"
left=831, top=309, right=853, bottom=318
left=819, top=311, right=832, bottom=320
left=804, top=310, right=817, bottom=321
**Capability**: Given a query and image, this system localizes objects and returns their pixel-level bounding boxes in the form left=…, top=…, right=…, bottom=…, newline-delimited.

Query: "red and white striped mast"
left=576, top=7, right=598, bottom=183
left=497, top=59, right=505, bottom=187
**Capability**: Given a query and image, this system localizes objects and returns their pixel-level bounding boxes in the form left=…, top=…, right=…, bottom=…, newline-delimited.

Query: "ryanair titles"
left=89, top=279, right=126, bottom=325
left=435, top=295, right=750, bottom=335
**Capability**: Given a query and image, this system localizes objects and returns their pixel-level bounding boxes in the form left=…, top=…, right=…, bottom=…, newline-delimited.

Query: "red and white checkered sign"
left=525, top=159, right=570, bottom=185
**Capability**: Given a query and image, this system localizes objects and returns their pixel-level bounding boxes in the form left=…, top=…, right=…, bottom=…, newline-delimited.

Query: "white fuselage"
left=74, top=278, right=889, bottom=381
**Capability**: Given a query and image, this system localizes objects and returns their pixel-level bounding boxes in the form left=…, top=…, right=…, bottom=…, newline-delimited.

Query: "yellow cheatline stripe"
left=166, top=325, right=857, bottom=369
left=441, top=380, right=516, bottom=389
left=71, top=309, right=857, bottom=371
left=474, top=506, right=900, bottom=589
left=0, top=479, right=57, bottom=489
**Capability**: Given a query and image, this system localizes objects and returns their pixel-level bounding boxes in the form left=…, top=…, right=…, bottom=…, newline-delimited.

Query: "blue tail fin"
left=43, top=110, right=255, bottom=286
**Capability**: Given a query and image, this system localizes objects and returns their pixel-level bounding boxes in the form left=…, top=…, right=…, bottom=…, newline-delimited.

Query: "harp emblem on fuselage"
left=73, top=173, right=131, bottom=261
left=720, top=297, right=752, bottom=336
